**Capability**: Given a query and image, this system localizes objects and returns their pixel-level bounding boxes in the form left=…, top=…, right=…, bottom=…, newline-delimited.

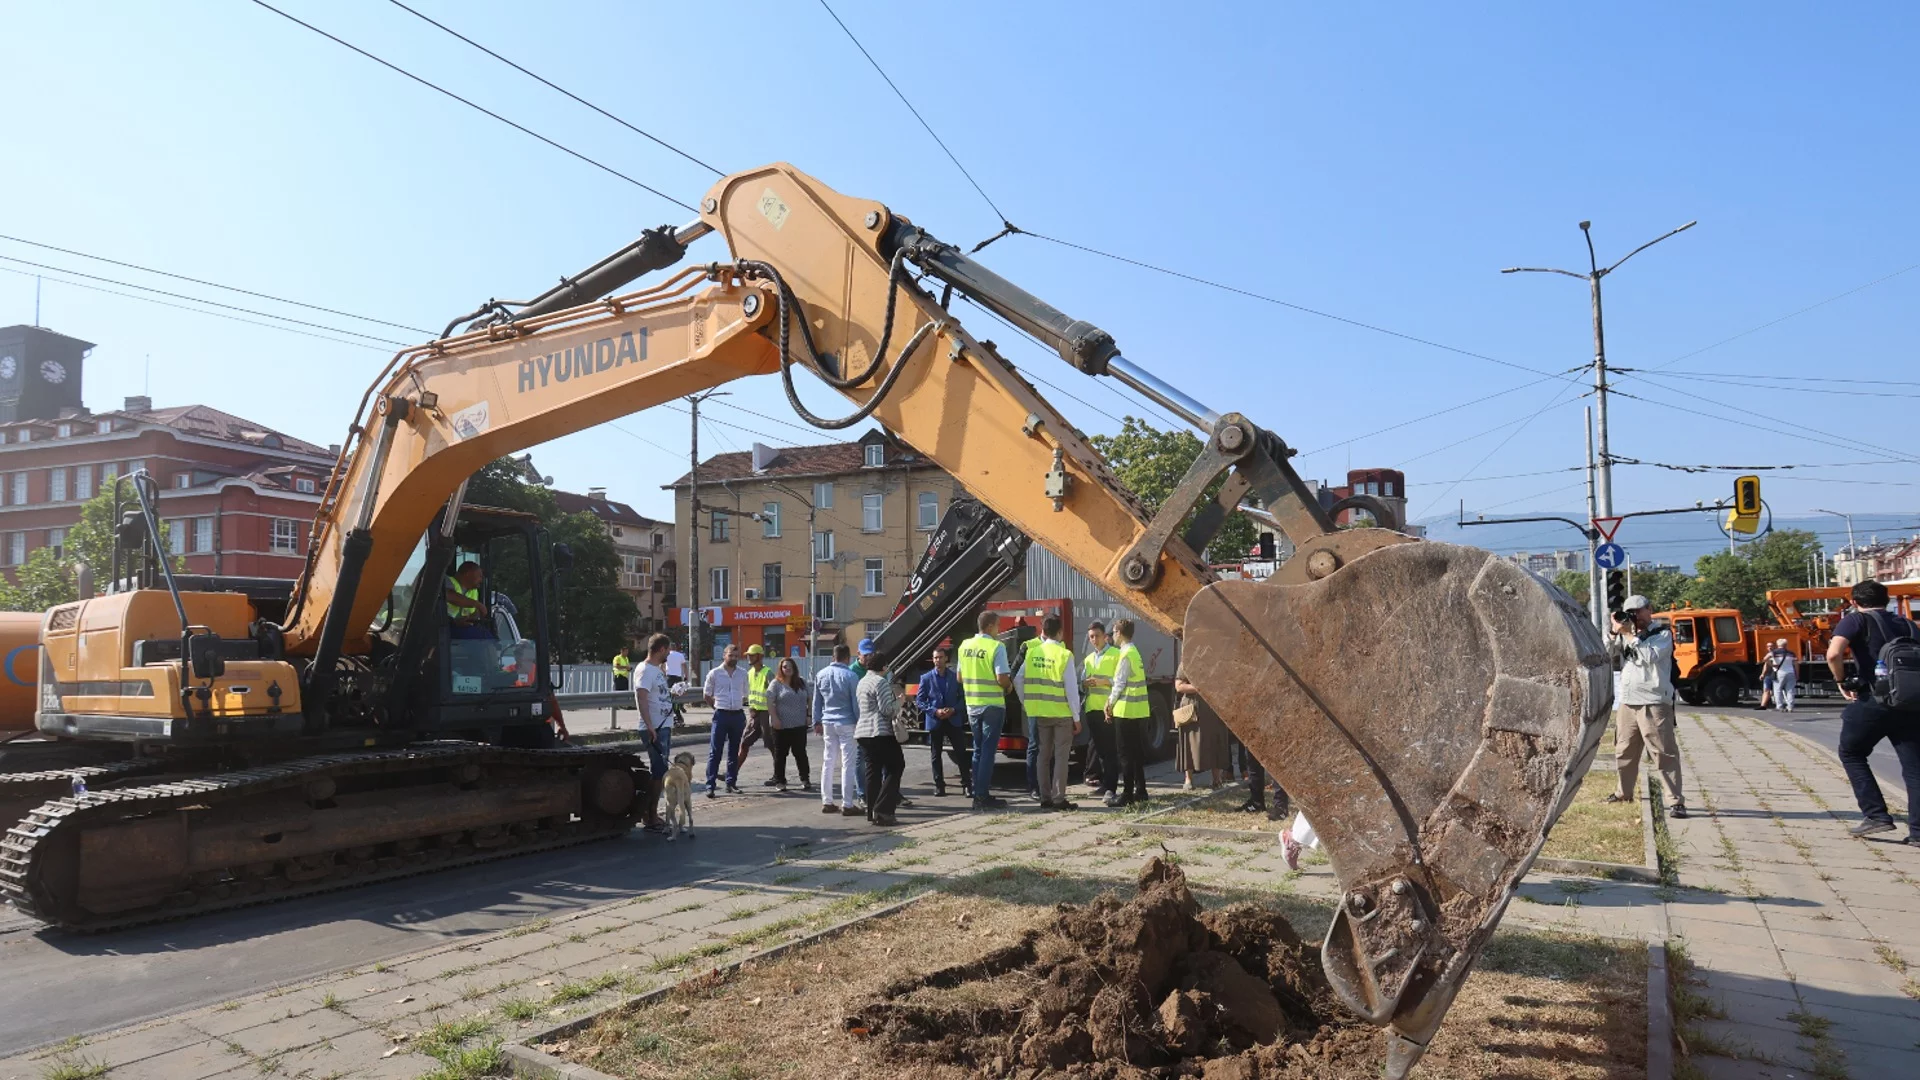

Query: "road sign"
left=1591, top=516, right=1624, bottom=542
left=1594, top=543, right=1627, bottom=570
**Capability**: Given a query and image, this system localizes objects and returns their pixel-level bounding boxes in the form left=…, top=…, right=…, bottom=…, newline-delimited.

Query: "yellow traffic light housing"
left=1728, top=474, right=1762, bottom=535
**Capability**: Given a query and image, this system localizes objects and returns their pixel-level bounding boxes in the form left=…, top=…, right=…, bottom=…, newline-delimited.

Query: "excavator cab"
left=376, top=506, right=559, bottom=742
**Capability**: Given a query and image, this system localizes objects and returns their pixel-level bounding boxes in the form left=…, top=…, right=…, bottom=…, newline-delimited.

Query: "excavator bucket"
left=1181, top=538, right=1611, bottom=1078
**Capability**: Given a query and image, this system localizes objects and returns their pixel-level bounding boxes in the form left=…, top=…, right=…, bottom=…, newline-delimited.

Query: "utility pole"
left=764, top=480, right=820, bottom=679
left=685, top=390, right=728, bottom=682
left=1505, top=218, right=1695, bottom=616
left=1583, top=405, right=1602, bottom=630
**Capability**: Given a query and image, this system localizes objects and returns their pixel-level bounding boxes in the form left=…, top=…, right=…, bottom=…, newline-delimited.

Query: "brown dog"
left=661, top=751, right=698, bottom=841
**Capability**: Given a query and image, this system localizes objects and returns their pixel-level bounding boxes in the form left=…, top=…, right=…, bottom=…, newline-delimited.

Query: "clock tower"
left=0, top=324, right=90, bottom=423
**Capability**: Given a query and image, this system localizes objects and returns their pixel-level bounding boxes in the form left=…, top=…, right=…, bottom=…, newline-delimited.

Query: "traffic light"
left=1256, top=532, right=1277, bottom=560
left=1728, top=474, right=1762, bottom=535
left=1605, top=568, right=1626, bottom=616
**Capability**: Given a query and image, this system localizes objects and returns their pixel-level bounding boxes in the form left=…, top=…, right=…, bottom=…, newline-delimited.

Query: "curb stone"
left=501, top=891, right=933, bottom=1080
left=1646, top=941, right=1673, bottom=1080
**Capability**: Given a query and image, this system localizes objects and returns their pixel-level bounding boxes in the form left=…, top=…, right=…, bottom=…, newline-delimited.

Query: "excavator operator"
left=444, top=561, right=490, bottom=640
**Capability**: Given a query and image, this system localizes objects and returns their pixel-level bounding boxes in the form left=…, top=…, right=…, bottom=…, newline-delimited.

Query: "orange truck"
left=1660, top=583, right=1920, bottom=706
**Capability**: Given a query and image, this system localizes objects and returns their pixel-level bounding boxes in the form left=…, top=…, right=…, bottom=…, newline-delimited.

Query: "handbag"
left=1172, top=701, right=1199, bottom=729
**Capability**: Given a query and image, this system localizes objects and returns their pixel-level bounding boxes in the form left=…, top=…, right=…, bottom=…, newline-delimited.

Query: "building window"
left=270, top=518, right=299, bottom=554
left=1383, top=480, right=1395, bottom=497
left=917, top=491, right=938, bottom=530
left=813, top=530, right=835, bottom=562
left=863, top=557, right=884, bottom=595
left=710, top=510, right=730, bottom=543
left=96, top=419, right=112, bottom=435
left=16, top=429, right=28, bottom=443
left=99, top=462, right=117, bottom=485
left=762, top=562, right=783, bottom=601
left=56, top=423, right=72, bottom=438
left=167, top=520, right=186, bottom=556
left=9, top=474, right=25, bottom=505
left=193, top=517, right=213, bottom=554
left=47, top=528, right=65, bottom=559
left=6, top=533, right=22, bottom=566
left=125, top=459, right=144, bottom=478
left=812, top=592, right=835, bottom=621
left=761, top=500, right=781, bottom=538
left=866, top=620, right=886, bottom=637
left=861, top=493, right=882, bottom=533
left=813, top=481, right=833, bottom=509
left=709, top=566, right=730, bottom=603
left=175, top=473, right=192, bottom=490
left=620, top=553, right=651, bottom=589
left=74, top=464, right=92, bottom=500
left=652, top=531, right=664, bottom=550
left=863, top=443, right=884, bottom=468
left=295, top=477, right=316, bottom=494
left=49, top=469, right=66, bottom=502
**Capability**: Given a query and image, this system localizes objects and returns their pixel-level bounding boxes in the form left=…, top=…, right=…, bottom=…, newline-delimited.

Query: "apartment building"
left=665, top=429, right=960, bottom=662
left=0, top=325, right=335, bottom=579
left=552, top=487, right=676, bottom=633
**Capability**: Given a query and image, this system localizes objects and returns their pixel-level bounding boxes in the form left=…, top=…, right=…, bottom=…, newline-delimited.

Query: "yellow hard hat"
left=746, top=644, right=765, bottom=656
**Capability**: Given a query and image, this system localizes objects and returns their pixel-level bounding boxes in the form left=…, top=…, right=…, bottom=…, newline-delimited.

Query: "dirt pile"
left=846, top=857, right=1380, bottom=1078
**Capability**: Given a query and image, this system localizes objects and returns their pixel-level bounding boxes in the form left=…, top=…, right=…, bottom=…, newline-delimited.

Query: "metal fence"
left=557, top=663, right=616, bottom=695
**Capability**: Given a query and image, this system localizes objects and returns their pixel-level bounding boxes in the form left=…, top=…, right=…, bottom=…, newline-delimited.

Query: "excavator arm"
left=283, top=163, right=1608, bottom=1076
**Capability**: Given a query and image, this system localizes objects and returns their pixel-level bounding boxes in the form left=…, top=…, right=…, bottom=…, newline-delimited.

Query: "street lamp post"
left=1814, top=508, right=1856, bottom=585
left=1504, top=219, right=1695, bottom=614
left=764, top=481, right=821, bottom=678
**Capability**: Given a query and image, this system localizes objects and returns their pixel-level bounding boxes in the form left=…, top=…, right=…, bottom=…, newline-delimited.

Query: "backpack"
left=1865, top=610, right=1920, bottom=712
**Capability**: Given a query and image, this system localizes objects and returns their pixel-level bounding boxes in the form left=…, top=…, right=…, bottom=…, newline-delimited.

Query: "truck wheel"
left=1678, top=686, right=1704, bottom=706
left=1704, top=674, right=1743, bottom=708
left=1144, top=685, right=1176, bottom=762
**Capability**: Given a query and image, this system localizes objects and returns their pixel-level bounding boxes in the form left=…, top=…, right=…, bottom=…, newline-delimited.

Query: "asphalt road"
left=0, top=715, right=1042, bottom=1055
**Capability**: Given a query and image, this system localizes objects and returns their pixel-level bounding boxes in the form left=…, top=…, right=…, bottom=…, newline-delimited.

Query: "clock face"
left=0, top=356, right=14, bottom=379
left=39, top=360, right=66, bottom=385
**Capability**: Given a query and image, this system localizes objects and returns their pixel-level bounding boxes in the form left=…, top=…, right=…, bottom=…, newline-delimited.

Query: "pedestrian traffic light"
left=1605, top=568, right=1626, bottom=616
left=1728, top=474, right=1762, bottom=535
left=1256, top=532, right=1277, bottom=560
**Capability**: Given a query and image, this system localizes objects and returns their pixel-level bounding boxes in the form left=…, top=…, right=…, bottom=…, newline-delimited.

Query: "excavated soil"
left=845, top=857, right=1381, bottom=1079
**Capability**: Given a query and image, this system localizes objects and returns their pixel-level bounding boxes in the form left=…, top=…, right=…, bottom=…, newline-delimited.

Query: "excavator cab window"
left=443, top=534, right=538, bottom=696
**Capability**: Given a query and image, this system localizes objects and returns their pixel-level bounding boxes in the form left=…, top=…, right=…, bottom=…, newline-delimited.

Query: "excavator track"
left=0, top=741, right=642, bottom=932
left=0, top=758, right=172, bottom=844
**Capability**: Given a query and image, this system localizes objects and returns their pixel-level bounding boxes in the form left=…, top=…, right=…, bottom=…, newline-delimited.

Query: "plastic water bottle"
left=69, top=774, right=88, bottom=797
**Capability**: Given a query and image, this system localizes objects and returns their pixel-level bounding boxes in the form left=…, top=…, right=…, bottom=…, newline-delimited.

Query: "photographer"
left=1824, top=580, right=1920, bottom=844
left=1605, top=595, right=1687, bottom=819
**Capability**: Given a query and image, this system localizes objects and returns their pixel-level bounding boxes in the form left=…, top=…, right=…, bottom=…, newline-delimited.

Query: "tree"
left=1682, top=528, right=1823, bottom=621
left=1088, top=416, right=1258, bottom=564
left=1554, top=565, right=1691, bottom=617
left=463, top=459, right=638, bottom=663
left=0, top=480, right=173, bottom=613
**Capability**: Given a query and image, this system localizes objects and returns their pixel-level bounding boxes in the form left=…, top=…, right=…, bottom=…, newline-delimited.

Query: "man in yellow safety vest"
left=611, top=645, right=632, bottom=692
left=956, top=609, right=1012, bottom=810
left=1018, top=614, right=1082, bottom=810
left=1081, top=620, right=1121, bottom=802
left=444, top=561, right=490, bottom=640
left=1105, top=618, right=1152, bottom=806
left=739, top=644, right=777, bottom=781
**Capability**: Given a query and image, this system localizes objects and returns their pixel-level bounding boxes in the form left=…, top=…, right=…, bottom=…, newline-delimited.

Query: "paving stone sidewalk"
left=1, top=754, right=1662, bottom=1080
left=1663, top=709, right=1920, bottom=1079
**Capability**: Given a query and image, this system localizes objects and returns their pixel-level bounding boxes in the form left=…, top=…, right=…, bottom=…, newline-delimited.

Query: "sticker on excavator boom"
left=450, top=401, right=490, bottom=440
left=757, top=189, right=791, bottom=230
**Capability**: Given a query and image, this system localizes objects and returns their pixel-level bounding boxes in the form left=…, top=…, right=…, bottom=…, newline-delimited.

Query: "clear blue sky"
left=3, top=1, right=1914, bottom=556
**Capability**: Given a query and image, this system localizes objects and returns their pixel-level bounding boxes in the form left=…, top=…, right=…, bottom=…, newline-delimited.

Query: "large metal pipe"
left=511, top=219, right=708, bottom=321
left=1107, top=355, right=1220, bottom=431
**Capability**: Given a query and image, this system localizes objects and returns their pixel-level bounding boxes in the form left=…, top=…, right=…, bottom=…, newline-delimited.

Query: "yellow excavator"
left=0, top=164, right=1608, bottom=1075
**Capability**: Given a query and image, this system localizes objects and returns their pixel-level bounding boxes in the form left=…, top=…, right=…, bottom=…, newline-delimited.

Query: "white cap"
left=1622, top=594, right=1652, bottom=612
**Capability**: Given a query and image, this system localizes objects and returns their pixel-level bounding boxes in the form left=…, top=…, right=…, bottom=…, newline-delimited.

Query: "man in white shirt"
left=632, top=633, right=674, bottom=835
left=1606, top=595, right=1685, bottom=818
left=664, top=646, right=689, bottom=723
left=702, top=645, right=751, bottom=797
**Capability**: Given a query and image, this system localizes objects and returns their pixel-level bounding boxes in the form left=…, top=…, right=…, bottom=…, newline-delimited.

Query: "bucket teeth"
left=1181, top=540, right=1610, bottom=1069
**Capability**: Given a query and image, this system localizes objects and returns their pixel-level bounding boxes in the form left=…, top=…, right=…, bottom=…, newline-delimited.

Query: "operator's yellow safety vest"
left=446, top=577, right=480, bottom=620
left=1021, top=638, right=1074, bottom=719
left=957, top=633, right=1005, bottom=710
left=747, top=664, right=772, bottom=710
left=1082, top=644, right=1119, bottom=712
left=611, top=653, right=632, bottom=679
left=1112, top=643, right=1151, bottom=719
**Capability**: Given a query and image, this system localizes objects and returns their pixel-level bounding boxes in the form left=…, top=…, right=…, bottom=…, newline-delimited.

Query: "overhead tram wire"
left=949, top=294, right=1180, bottom=430
left=381, top=0, right=723, bottom=177
left=1410, top=377, right=1588, bottom=522
left=0, top=234, right=430, bottom=335
left=244, top=0, right=697, bottom=214
left=1607, top=381, right=1920, bottom=466
left=1619, top=368, right=1920, bottom=400
left=0, top=264, right=392, bottom=352
left=0, top=254, right=410, bottom=346
left=815, top=0, right=1014, bottom=232
left=1647, top=262, right=1920, bottom=372
left=1299, top=367, right=1581, bottom=459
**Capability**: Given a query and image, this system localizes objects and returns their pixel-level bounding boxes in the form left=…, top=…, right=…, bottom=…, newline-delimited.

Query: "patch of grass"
left=320, top=990, right=343, bottom=1011
left=1874, top=943, right=1909, bottom=975
left=414, top=1017, right=492, bottom=1061
left=1541, top=768, right=1647, bottom=866
left=836, top=848, right=877, bottom=866
left=496, top=997, right=539, bottom=1021
left=725, top=887, right=753, bottom=897
left=41, top=1058, right=108, bottom=1080
left=669, top=902, right=702, bottom=914
left=723, top=903, right=769, bottom=921
left=771, top=871, right=806, bottom=886
left=418, top=1041, right=503, bottom=1080
left=549, top=973, right=620, bottom=1004
left=504, top=917, right=551, bottom=939
left=373, top=962, right=390, bottom=973
left=567, top=932, right=587, bottom=943
left=1479, top=926, right=1636, bottom=982
left=725, top=915, right=807, bottom=950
